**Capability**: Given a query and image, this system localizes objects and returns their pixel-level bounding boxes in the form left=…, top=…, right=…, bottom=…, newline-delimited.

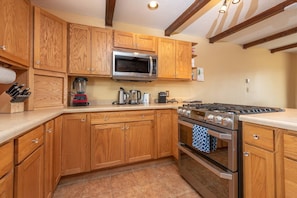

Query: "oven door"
left=179, top=144, right=238, bottom=198
left=178, top=119, right=237, bottom=172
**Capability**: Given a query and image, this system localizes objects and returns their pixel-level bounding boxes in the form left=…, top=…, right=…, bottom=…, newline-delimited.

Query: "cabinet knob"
left=46, top=129, right=53, bottom=133
left=104, top=116, right=109, bottom=121
left=243, top=152, right=249, bottom=157
left=35, top=60, right=40, bottom=65
left=125, top=126, right=129, bottom=130
left=121, top=127, right=125, bottom=130
left=0, top=45, right=7, bottom=51
left=32, top=138, right=39, bottom=144
left=253, top=134, right=259, bottom=140
left=81, top=118, right=86, bottom=122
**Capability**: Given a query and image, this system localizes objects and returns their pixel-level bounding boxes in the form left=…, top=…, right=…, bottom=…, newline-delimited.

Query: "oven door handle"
left=178, top=120, right=232, bottom=140
left=178, top=144, right=233, bottom=180
left=178, top=120, right=194, bottom=128
left=208, top=129, right=232, bottom=140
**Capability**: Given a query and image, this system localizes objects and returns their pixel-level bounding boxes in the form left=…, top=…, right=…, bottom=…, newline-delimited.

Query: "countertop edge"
left=0, top=104, right=179, bottom=145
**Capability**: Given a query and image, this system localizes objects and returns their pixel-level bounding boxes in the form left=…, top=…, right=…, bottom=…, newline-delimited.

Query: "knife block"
left=0, top=92, right=24, bottom=113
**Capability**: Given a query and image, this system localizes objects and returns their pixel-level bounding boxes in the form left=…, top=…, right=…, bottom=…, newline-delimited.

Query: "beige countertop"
left=239, top=108, right=297, bottom=131
left=0, top=103, right=179, bottom=145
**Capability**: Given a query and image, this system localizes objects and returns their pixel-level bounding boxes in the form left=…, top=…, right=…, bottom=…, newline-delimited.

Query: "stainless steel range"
left=177, top=103, right=284, bottom=198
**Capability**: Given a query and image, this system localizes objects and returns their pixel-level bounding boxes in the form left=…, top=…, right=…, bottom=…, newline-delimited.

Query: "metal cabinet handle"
left=0, top=45, right=7, bottom=50
left=126, top=126, right=129, bottom=130
left=35, top=60, right=40, bottom=65
left=243, top=152, right=249, bottom=157
left=32, top=138, right=39, bottom=144
left=253, top=134, right=259, bottom=140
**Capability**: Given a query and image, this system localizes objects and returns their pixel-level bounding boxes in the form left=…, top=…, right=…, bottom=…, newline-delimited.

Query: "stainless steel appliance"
left=72, top=77, right=89, bottom=106
left=177, top=103, right=284, bottom=198
left=117, top=87, right=129, bottom=105
left=112, top=50, right=157, bottom=82
left=128, top=89, right=141, bottom=104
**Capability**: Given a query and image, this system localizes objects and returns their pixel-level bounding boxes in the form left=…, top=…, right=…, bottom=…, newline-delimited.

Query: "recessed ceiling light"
left=148, top=1, right=159, bottom=10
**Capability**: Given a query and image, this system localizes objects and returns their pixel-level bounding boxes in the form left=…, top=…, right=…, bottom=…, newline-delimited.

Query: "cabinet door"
left=0, top=171, right=13, bottom=198
left=284, top=158, right=297, bottom=197
left=68, top=24, right=91, bottom=74
left=91, top=123, right=125, bottom=170
left=44, top=120, right=54, bottom=198
left=53, top=116, right=62, bottom=190
left=175, top=41, right=192, bottom=79
left=34, top=7, right=67, bottom=72
left=14, top=145, right=44, bottom=198
left=113, top=31, right=135, bottom=49
left=157, top=38, right=176, bottom=78
left=0, top=0, right=30, bottom=66
left=91, top=27, right=112, bottom=76
left=171, top=110, right=178, bottom=159
left=61, top=114, right=90, bottom=176
left=243, top=144, right=275, bottom=198
left=156, top=110, right=172, bottom=158
left=136, top=34, right=156, bottom=52
left=126, top=120, right=154, bottom=163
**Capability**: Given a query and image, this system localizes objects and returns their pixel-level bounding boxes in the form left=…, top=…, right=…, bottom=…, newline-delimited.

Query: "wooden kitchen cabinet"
left=90, top=110, right=155, bottom=170
left=157, top=38, right=176, bottom=78
left=14, top=125, right=44, bottom=198
left=157, top=38, right=192, bottom=80
left=283, top=132, right=297, bottom=197
left=53, top=116, right=62, bottom=190
left=34, top=7, right=67, bottom=73
left=242, top=122, right=282, bottom=198
left=0, top=141, right=14, bottom=198
left=91, top=123, right=125, bottom=169
left=175, top=40, right=192, bottom=80
left=0, top=0, right=31, bottom=67
left=113, top=30, right=156, bottom=52
left=61, top=114, right=90, bottom=176
left=68, top=23, right=112, bottom=76
left=172, top=110, right=179, bottom=159
left=155, top=110, right=173, bottom=158
left=44, top=120, right=54, bottom=198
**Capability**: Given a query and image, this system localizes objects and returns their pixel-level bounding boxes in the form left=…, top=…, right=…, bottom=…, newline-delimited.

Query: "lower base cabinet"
left=0, top=141, right=14, bottom=198
left=61, top=114, right=90, bottom=176
left=14, top=146, right=44, bottom=198
left=0, top=171, right=13, bottom=198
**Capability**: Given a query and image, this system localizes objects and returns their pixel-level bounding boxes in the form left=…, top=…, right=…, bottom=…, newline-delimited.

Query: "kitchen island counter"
left=0, top=103, right=179, bottom=144
left=239, top=108, right=297, bottom=132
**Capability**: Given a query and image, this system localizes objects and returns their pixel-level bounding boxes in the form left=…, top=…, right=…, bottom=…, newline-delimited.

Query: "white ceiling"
left=31, top=0, right=297, bottom=53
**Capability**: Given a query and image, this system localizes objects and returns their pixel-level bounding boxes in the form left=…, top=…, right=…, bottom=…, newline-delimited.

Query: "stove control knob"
left=207, top=114, right=214, bottom=122
left=182, top=109, right=187, bottom=115
left=222, top=117, right=233, bottom=126
left=177, top=108, right=183, bottom=114
left=186, top=110, right=191, bottom=117
left=215, top=115, right=223, bottom=124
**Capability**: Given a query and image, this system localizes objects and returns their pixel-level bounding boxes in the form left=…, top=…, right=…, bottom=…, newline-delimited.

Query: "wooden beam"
left=165, top=0, right=211, bottom=36
left=105, top=0, right=116, bottom=27
left=270, top=43, right=297, bottom=53
left=209, top=0, right=297, bottom=43
left=243, top=27, right=297, bottom=49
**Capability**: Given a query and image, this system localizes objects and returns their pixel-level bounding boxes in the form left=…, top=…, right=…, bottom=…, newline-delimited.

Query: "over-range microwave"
left=112, top=50, right=158, bottom=81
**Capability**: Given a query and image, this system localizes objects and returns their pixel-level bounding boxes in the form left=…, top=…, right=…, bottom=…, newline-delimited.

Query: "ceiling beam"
left=270, top=43, right=297, bottom=53
left=165, top=0, right=211, bottom=36
left=105, top=0, right=116, bottom=26
left=243, top=27, right=297, bottom=49
left=209, top=0, right=297, bottom=43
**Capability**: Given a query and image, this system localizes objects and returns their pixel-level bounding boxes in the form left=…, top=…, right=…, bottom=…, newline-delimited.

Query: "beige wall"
left=49, top=9, right=297, bottom=108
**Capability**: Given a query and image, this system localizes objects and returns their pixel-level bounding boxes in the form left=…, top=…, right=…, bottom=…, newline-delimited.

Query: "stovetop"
left=178, top=103, right=284, bottom=130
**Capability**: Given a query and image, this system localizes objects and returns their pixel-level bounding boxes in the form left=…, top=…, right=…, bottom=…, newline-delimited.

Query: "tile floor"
left=53, top=159, right=202, bottom=198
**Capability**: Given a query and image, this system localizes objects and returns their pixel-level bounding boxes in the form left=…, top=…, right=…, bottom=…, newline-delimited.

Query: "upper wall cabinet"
left=158, top=38, right=192, bottom=80
left=68, top=24, right=112, bottom=76
left=0, top=0, right=31, bottom=67
left=34, top=7, right=67, bottom=73
left=113, top=30, right=156, bottom=52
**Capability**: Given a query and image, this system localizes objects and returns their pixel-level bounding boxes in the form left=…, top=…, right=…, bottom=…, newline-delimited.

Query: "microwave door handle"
left=149, top=56, right=153, bottom=76
left=208, top=129, right=232, bottom=140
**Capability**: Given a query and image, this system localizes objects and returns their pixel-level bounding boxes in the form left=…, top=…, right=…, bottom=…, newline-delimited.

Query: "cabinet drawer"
left=0, top=141, right=13, bottom=178
left=243, top=123, right=274, bottom=151
left=15, top=125, right=44, bottom=164
left=91, top=110, right=155, bottom=124
left=284, top=133, right=297, bottom=160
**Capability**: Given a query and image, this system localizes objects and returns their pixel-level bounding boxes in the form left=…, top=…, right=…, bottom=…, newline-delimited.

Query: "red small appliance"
left=72, top=77, right=89, bottom=106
